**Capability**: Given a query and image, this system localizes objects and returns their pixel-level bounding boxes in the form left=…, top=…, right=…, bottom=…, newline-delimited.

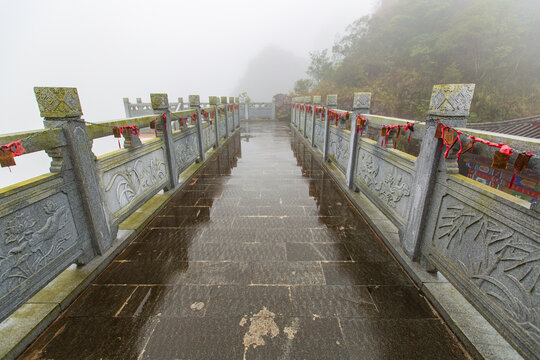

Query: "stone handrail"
left=0, top=87, right=245, bottom=324
left=291, top=86, right=540, bottom=359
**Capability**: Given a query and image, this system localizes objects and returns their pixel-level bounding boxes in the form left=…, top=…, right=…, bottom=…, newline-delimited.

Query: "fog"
left=0, top=0, right=375, bottom=135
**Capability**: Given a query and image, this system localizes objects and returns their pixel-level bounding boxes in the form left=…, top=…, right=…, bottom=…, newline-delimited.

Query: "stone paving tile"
left=18, top=316, right=157, bottom=360
left=290, top=285, right=377, bottom=318
left=118, top=285, right=212, bottom=318
left=322, top=262, right=412, bottom=286
left=286, top=242, right=353, bottom=261
left=340, top=318, right=466, bottom=360
left=142, top=317, right=244, bottom=359
left=18, top=123, right=470, bottom=359
left=249, top=262, right=326, bottom=285
left=256, top=228, right=313, bottom=243
left=205, top=285, right=292, bottom=317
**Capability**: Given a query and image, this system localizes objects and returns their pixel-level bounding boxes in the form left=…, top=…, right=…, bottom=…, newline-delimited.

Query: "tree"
left=293, top=79, right=313, bottom=95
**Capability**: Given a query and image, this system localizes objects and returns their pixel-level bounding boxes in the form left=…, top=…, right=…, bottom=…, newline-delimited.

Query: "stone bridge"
left=0, top=86, right=538, bottom=359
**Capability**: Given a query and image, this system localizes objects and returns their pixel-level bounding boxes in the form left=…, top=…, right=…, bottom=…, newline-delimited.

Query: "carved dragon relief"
left=104, top=157, right=167, bottom=210
left=175, top=133, right=199, bottom=171
left=328, top=131, right=349, bottom=170
left=435, top=199, right=539, bottom=344
left=356, top=152, right=410, bottom=208
left=0, top=200, right=76, bottom=295
left=305, top=118, right=313, bottom=138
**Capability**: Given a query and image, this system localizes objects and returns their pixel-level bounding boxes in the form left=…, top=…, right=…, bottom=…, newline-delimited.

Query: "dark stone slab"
left=205, top=285, right=291, bottom=317
left=66, top=285, right=137, bottom=317
left=19, top=316, right=157, bottom=360
left=256, top=228, right=313, bottom=243
left=367, top=285, right=438, bottom=319
left=286, top=243, right=352, bottom=261
left=322, top=262, right=411, bottom=286
left=249, top=262, right=326, bottom=285
left=174, top=261, right=251, bottom=285
left=340, top=318, right=468, bottom=359
left=290, top=285, right=377, bottom=318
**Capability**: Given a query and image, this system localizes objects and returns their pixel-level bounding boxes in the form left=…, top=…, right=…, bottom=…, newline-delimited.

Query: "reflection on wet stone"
left=19, top=121, right=469, bottom=359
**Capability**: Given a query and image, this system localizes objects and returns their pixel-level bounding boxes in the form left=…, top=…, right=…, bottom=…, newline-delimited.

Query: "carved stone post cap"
left=304, top=96, right=312, bottom=104
left=229, top=96, right=235, bottom=104
left=123, top=97, right=129, bottom=103
left=353, top=92, right=371, bottom=110
left=34, top=87, right=83, bottom=118
left=428, top=84, right=475, bottom=117
left=150, top=93, right=169, bottom=110
left=178, top=97, right=184, bottom=103
left=189, top=95, right=200, bottom=106
left=326, top=94, right=338, bottom=106
left=313, top=96, right=321, bottom=105
left=136, top=98, right=142, bottom=103
left=209, top=96, right=218, bottom=105
left=220, top=96, right=228, bottom=104
left=235, top=97, right=239, bottom=103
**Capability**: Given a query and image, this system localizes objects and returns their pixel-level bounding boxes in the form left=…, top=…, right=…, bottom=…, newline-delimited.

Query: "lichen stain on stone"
left=242, top=307, right=279, bottom=359
left=283, top=318, right=300, bottom=340
left=189, top=302, right=204, bottom=311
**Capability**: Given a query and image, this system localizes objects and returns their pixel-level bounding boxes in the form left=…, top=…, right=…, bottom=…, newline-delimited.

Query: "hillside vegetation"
left=295, top=0, right=540, bottom=122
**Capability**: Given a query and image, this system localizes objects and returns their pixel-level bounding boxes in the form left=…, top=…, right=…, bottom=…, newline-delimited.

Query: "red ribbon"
left=1, top=140, right=25, bottom=157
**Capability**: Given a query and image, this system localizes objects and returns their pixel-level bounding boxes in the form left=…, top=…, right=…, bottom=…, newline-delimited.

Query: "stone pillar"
left=235, top=97, right=240, bottom=127
left=323, top=94, right=337, bottom=161
left=189, top=95, right=205, bottom=162
left=34, top=87, right=114, bottom=258
left=178, top=97, right=184, bottom=111
left=123, top=98, right=131, bottom=117
left=303, top=96, right=311, bottom=138
left=245, top=99, right=249, bottom=120
left=346, top=92, right=371, bottom=189
left=221, top=96, right=229, bottom=138
left=229, top=96, right=235, bottom=130
left=271, top=99, right=276, bottom=119
left=151, top=93, right=178, bottom=191
left=209, top=96, right=220, bottom=148
left=401, top=84, right=475, bottom=261
left=311, top=96, right=321, bottom=146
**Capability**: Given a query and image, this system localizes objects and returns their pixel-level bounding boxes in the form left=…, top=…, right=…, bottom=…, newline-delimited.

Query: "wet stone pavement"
left=19, top=119, right=470, bottom=359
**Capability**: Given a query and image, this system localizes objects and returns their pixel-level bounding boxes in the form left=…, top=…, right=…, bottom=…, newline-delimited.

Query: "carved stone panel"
left=353, top=92, right=371, bottom=110
left=328, top=130, right=350, bottom=173
left=428, top=84, right=475, bottom=117
left=150, top=93, right=169, bottom=110
left=433, top=195, right=539, bottom=348
left=218, top=118, right=226, bottom=140
left=305, top=118, right=313, bottom=141
left=314, top=120, right=325, bottom=150
left=102, top=149, right=168, bottom=216
left=203, top=124, right=215, bottom=151
left=175, top=132, right=199, bottom=173
left=0, top=193, right=78, bottom=304
left=34, top=87, right=83, bottom=118
left=355, top=151, right=411, bottom=220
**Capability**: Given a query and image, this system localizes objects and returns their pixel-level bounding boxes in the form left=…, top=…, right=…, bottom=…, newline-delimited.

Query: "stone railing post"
left=303, top=96, right=311, bottom=138
left=311, top=95, right=321, bottom=146
left=245, top=99, right=249, bottom=120
left=189, top=95, right=205, bottom=162
left=151, top=93, right=178, bottom=190
left=401, top=84, right=475, bottom=261
left=229, top=96, right=235, bottom=129
left=123, top=97, right=131, bottom=117
left=323, top=94, right=337, bottom=161
left=34, top=87, right=114, bottom=258
left=209, top=96, right=220, bottom=148
left=235, top=97, right=240, bottom=126
left=221, top=96, right=229, bottom=138
left=178, top=97, right=184, bottom=111
left=271, top=99, right=276, bottom=119
left=346, top=92, right=371, bottom=189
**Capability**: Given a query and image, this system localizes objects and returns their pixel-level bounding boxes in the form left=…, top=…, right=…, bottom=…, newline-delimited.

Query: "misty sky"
left=0, top=0, right=376, bottom=134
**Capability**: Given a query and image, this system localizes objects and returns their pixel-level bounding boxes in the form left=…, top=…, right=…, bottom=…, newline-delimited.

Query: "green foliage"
left=293, top=79, right=313, bottom=95
left=301, top=0, right=540, bottom=122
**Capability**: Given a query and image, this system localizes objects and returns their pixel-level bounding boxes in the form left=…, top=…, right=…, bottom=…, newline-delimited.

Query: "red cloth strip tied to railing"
left=356, top=115, right=368, bottom=135
left=0, top=140, right=25, bottom=167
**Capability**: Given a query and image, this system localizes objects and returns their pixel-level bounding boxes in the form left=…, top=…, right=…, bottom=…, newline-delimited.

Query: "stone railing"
left=0, top=88, right=243, bottom=323
left=246, top=101, right=276, bottom=119
left=291, top=86, right=540, bottom=359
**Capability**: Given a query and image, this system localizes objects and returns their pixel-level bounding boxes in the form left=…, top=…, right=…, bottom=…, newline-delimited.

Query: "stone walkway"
left=19, top=119, right=469, bottom=359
